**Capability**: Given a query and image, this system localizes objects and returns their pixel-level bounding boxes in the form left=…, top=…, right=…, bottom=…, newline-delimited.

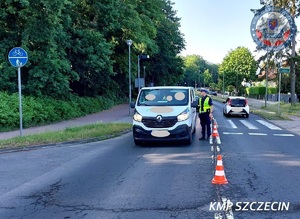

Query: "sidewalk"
left=247, top=98, right=300, bottom=136
left=0, top=99, right=299, bottom=141
left=0, top=104, right=133, bottom=140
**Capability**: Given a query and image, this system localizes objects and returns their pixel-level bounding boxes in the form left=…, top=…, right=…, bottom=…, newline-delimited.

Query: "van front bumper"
left=133, top=124, right=192, bottom=142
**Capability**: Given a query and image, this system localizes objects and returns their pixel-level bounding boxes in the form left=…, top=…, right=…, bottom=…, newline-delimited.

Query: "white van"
left=130, top=86, right=198, bottom=145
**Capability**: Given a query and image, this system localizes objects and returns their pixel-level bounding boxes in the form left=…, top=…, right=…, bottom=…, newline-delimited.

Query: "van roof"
left=140, top=86, right=192, bottom=90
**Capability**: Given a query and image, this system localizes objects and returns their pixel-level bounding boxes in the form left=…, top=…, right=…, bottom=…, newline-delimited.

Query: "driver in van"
left=198, top=89, right=214, bottom=141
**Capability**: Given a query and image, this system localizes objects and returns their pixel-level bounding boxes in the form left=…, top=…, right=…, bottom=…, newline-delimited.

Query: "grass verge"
left=0, top=123, right=132, bottom=150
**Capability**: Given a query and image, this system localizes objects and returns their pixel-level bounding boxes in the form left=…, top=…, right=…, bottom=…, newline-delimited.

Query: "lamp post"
left=137, top=54, right=149, bottom=91
left=137, top=55, right=141, bottom=91
left=143, top=66, right=146, bottom=87
left=127, top=39, right=133, bottom=116
left=265, top=55, right=269, bottom=108
left=222, top=72, right=225, bottom=97
left=241, top=78, right=247, bottom=96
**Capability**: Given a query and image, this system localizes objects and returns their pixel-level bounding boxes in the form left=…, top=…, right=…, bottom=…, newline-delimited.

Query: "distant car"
left=223, top=96, right=250, bottom=118
left=197, top=88, right=217, bottom=96
left=208, top=91, right=217, bottom=96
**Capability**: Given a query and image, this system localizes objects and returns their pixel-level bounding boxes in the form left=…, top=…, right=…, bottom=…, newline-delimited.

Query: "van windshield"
left=137, top=88, right=189, bottom=106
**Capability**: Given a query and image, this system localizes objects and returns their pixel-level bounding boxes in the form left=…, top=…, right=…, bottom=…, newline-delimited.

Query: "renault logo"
left=156, top=115, right=163, bottom=122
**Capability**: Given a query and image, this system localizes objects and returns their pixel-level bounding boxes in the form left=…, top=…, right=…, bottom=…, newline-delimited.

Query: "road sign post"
left=8, top=47, right=28, bottom=137
left=278, top=67, right=290, bottom=113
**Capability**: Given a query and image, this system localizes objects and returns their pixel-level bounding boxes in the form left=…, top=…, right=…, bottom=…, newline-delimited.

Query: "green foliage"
left=219, top=47, right=256, bottom=95
left=227, top=85, right=235, bottom=93
left=147, top=0, right=185, bottom=86
left=0, top=92, right=123, bottom=131
left=246, top=86, right=277, bottom=96
left=0, top=0, right=185, bottom=98
left=182, top=55, right=219, bottom=87
left=209, top=83, right=218, bottom=91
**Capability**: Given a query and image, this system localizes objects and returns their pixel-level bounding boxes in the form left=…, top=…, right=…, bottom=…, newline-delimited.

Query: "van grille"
left=142, top=116, right=177, bottom=128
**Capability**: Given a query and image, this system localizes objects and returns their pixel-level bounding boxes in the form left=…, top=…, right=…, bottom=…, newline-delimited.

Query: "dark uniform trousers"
left=199, top=111, right=211, bottom=139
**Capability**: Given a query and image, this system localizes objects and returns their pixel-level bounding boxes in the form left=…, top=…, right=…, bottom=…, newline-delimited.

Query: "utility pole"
left=290, top=0, right=296, bottom=105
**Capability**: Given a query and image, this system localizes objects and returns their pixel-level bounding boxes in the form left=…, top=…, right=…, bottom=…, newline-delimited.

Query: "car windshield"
left=137, top=88, right=189, bottom=106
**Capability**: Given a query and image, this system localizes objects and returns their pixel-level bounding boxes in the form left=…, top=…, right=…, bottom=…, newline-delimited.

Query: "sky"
left=172, top=0, right=300, bottom=64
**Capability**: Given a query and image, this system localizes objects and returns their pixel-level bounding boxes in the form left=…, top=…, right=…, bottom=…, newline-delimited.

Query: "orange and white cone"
left=212, top=122, right=221, bottom=144
left=212, top=155, right=228, bottom=185
left=216, top=133, right=221, bottom=145
left=212, top=124, right=218, bottom=137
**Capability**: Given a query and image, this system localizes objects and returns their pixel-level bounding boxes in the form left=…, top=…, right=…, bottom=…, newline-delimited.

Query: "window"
left=137, top=88, right=188, bottom=106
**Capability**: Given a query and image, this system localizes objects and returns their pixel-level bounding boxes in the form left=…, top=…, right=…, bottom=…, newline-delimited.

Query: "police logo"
left=250, top=6, right=297, bottom=51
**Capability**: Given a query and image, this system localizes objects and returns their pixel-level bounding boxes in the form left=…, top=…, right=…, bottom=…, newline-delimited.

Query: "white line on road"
left=273, top=134, right=295, bottom=137
left=249, top=133, right=268, bottom=136
left=240, top=120, right=258, bottom=129
left=223, top=132, right=243, bottom=135
left=256, top=120, right=282, bottom=130
left=227, top=120, right=237, bottom=129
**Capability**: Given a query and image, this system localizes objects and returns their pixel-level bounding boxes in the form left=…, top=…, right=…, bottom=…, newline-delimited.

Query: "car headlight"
left=133, top=111, right=143, bottom=122
left=177, top=108, right=189, bottom=122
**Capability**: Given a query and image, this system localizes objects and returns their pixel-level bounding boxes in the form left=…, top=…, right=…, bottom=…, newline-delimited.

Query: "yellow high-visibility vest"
left=198, top=97, right=210, bottom=113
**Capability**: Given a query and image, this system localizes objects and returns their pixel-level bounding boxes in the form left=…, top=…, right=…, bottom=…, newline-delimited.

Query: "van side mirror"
left=130, top=101, right=136, bottom=108
left=191, top=100, right=198, bottom=108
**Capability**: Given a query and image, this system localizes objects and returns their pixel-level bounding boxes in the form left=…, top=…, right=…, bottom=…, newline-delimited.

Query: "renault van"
left=130, top=86, right=198, bottom=145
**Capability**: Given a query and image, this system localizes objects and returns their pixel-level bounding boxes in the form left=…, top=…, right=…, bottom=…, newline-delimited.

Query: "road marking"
left=239, top=120, right=258, bottom=129
left=256, top=120, right=282, bottom=130
left=274, top=134, right=295, bottom=137
left=223, top=132, right=243, bottom=135
left=228, top=120, right=237, bottom=129
left=249, top=133, right=268, bottom=136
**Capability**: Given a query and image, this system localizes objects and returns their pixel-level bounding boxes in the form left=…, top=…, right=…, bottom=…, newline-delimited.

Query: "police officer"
left=198, top=89, right=214, bottom=141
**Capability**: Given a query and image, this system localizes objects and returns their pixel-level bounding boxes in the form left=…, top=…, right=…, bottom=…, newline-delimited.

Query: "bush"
left=247, top=86, right=277, bottom=96
left=0, top=92, right=124, bottom=131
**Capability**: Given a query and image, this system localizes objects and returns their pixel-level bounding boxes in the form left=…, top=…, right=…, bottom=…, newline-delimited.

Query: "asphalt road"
left=0, top=102, right=299, bottom=219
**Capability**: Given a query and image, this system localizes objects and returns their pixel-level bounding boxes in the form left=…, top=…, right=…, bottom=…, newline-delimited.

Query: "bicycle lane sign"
left=8, top=47, right=28, bottom=67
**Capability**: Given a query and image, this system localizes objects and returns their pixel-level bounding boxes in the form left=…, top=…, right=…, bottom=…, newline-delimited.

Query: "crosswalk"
left=221, top=119, right=295, bottom=137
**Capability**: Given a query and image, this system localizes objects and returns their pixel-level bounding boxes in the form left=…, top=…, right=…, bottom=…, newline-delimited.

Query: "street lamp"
left=143, top=66, right=146, bottom=87
left=222, top=72, right=225, bottom=97
left=127, top=39, right=133, bottom=116
left=241, top=78, right=247, bottom=96
left=137, top=54, right=150, bottom=91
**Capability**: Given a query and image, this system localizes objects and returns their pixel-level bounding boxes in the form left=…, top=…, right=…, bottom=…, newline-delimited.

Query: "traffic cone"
left=209, top=135, right=213, bottom=144
left=212, top=122, right=221, bottom=144
left=212, top=123, right=218, bottom=137
left=212, top=155, right=228, bottom=185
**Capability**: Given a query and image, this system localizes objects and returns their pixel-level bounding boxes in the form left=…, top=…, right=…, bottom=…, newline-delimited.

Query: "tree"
left=203, top=69, right=212, bottom=88
left=219, top=47, right=256, bottom=95
left=0, top=0, right=186, bottom=99
left=147, top=0, right=186, bottom=86
left=182, top=55, right=218, bottom=87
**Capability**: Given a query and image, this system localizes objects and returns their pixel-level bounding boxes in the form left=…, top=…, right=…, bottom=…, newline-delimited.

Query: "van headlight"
left=177, top=108, right=189, bottom=122
left=133, top=111, right=143, bottom=122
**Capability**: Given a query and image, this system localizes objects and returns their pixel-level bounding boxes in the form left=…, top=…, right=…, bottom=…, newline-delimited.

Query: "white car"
left=223, top=96, right=250, bottom=118
left=130, top=86, right=198, bottom=145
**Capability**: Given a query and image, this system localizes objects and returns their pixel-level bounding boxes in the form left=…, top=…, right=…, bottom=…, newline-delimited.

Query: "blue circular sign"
left=8, top=47, right=28, bottom=67
left=250, top=6, right=297, bottom=51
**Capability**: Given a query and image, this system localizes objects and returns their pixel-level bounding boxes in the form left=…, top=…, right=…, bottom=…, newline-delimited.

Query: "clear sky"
left=172, top=0, right=299, bottom=64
